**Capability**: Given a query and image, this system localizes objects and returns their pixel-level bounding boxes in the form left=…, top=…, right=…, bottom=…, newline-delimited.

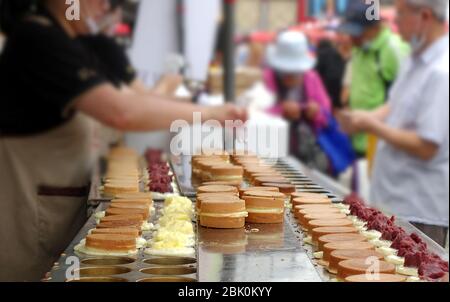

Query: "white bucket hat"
left=267, top=31, right=316, bottom=73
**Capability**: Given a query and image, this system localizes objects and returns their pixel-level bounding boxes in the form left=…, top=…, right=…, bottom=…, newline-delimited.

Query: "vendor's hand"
left=305, top=102, right=320, bottom=121
left=206, top=104, right=248, bottom=125
left=282, top=100, right=301, bottom=121
left=154, top=74, right=184, bottom=96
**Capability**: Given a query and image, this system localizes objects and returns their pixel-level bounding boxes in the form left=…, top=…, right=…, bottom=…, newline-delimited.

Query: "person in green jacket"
left=338, top=1, right=409, bottom=156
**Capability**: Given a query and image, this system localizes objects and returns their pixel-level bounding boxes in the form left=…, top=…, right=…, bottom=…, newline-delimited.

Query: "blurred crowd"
left=229, top=0, right=449, bottom=246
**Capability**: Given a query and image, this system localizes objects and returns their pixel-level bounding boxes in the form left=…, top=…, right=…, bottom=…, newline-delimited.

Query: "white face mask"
left=409, top=16, right=426, bottom=54
left=410, top=33, right=426, bottom=53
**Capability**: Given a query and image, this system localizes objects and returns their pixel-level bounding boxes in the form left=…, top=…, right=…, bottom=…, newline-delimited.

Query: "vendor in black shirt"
left=78, top=0, right=137, bottom=88
left=0, top=0, right=245, bottom=281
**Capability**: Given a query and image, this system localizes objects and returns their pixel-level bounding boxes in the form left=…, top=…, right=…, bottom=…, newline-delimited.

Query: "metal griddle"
left=46, top=155, right=448, bottom=282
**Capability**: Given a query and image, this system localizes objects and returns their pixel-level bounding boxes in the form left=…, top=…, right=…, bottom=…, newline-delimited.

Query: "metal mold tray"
left=45, top=202, right=198, bottom=282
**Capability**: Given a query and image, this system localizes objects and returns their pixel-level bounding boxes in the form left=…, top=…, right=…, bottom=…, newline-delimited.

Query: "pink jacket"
left=264, top=69, right=331, bottom=131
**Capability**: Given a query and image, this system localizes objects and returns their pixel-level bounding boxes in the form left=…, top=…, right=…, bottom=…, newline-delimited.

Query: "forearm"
left=121, top=93, right=210, bottom=131
left=369, top=120, right=437, bottom=160
left=76, top=84, right=211, bottom=132
left=371, top=104, right=390, bottom=121
left=129, top=79, right=191, bottom=102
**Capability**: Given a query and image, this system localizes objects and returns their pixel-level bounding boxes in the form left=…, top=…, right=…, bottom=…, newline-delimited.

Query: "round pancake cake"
left=345, top=273, right=406, bottom=283
left=322, top=241, right=375, bottom=261
left=302, top=213, right=348, bottom=229
left=311, top=226, right=358, bottom=243
left=85, top=234, right=137, bottom=253
left=307, top=219, right=353, bottom=232
left=329, top=249, right=384, bottom=274
left=317, top=233, right=367, bottom=251
left=337, top=259, right=396, bottom=280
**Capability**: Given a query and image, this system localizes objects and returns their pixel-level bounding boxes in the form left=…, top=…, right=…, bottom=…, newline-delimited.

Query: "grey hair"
left=406, top=0, right=449, bottom=21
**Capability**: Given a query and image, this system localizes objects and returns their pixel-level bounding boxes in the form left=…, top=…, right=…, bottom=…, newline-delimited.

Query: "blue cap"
left=337, top=1, right=380, bottom=37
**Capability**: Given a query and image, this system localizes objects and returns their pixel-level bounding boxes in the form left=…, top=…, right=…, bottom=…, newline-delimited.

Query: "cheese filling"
left=74, top=243, right=138, bottom=256
left=370, top=239, right=392, bottom=248
left=376, top=246, right=398, bottom=257
left=361, top=230, right=382, bottom=240
left=144, top=247, right=196, bottom=257
left=246, top=207, right=284, bottom=214
left=141, top=222, right=154, bottom=231
left=396, top=266, right=419, bottom=277
left=200, top=211, right=248, bottom=218
left=385, top=255, right=405, bottom=266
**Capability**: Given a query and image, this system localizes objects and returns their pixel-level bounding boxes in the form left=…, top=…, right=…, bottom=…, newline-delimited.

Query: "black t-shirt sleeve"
left=13, top=20, right=108, bottom=115
left=80, top=35, right=137, bottom=85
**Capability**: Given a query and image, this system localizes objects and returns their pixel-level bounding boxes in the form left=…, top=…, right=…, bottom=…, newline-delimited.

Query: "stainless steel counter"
left=46, top=201, right=198, bottom=283
left=197, top=218, right=323, bottom=282
left=172, top=155, right=448, bottom=282
left=47, top=155, right=448, bottom=282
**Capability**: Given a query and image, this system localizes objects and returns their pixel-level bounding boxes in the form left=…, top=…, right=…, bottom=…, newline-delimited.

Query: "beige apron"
left=0, top=114, right=96, bottom=281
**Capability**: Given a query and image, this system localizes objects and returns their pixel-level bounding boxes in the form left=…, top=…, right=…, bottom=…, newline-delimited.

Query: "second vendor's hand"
left=206, top=104, right=248, bottom=125
left=350, top=110, right=377, bottom=133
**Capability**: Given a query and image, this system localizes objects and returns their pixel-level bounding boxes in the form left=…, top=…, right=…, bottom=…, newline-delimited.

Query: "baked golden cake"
left=317, top=233, right=367, bottom=251
left=238, top=186, right=280, bottom=197
left=291, top=192, right=329, bottom=200
left=90, top=228, right=140, bottom=237
left=337, top=259, right=396, bottom=280
left=110, top=201, right=153, bottom=211
left=260, top=183, right=296, bottom=195
left=97, top=221, right=142, bottom=229
left=200, top=198, right=247, bottom=229
left=322, top=241, right=375, bottom=262
left=302, top=213, right=349, bottom=229
left=328, top=249, right=384, bottom=274
left=292, top=197, right=331, bottom=207
left=307, top=219, right=353, bottom=232
left=253, top=177, right=291, bottom=186
left=203, top=165, right=244, bottom=182
left=105, top=207, right=150, bottom=220
left=242, top=191, right=286, bottom=224
left=197, top=192, right=239, bottom=201
left=294, top=207, right=340, bottom=220
left=114, top=193, right=153, bottom=200
left=85, top=234, right=137, bottom=253
left=99, top=214, right=144, bottom=230
left=243, top=167, right=277, bottom=179
left=193, top=158, right=228, bottom=177
left=345, top=273, right=406, bottom=283
left=311, top=226, right=359, bottom=243
left=249, top=173, right=284, bottom=183
left=197, top=185, right=238, bottom=195
left=197, top=161, right=229, bottom=179
left=103, top=182, right=140, bottom=195
left=196, top=195, right=241, bottom=215
left=295, top=204, right=335, bottom=211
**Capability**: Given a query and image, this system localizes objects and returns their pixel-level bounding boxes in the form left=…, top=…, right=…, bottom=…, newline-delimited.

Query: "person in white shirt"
left=339, top=0, right=449, bottom=247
